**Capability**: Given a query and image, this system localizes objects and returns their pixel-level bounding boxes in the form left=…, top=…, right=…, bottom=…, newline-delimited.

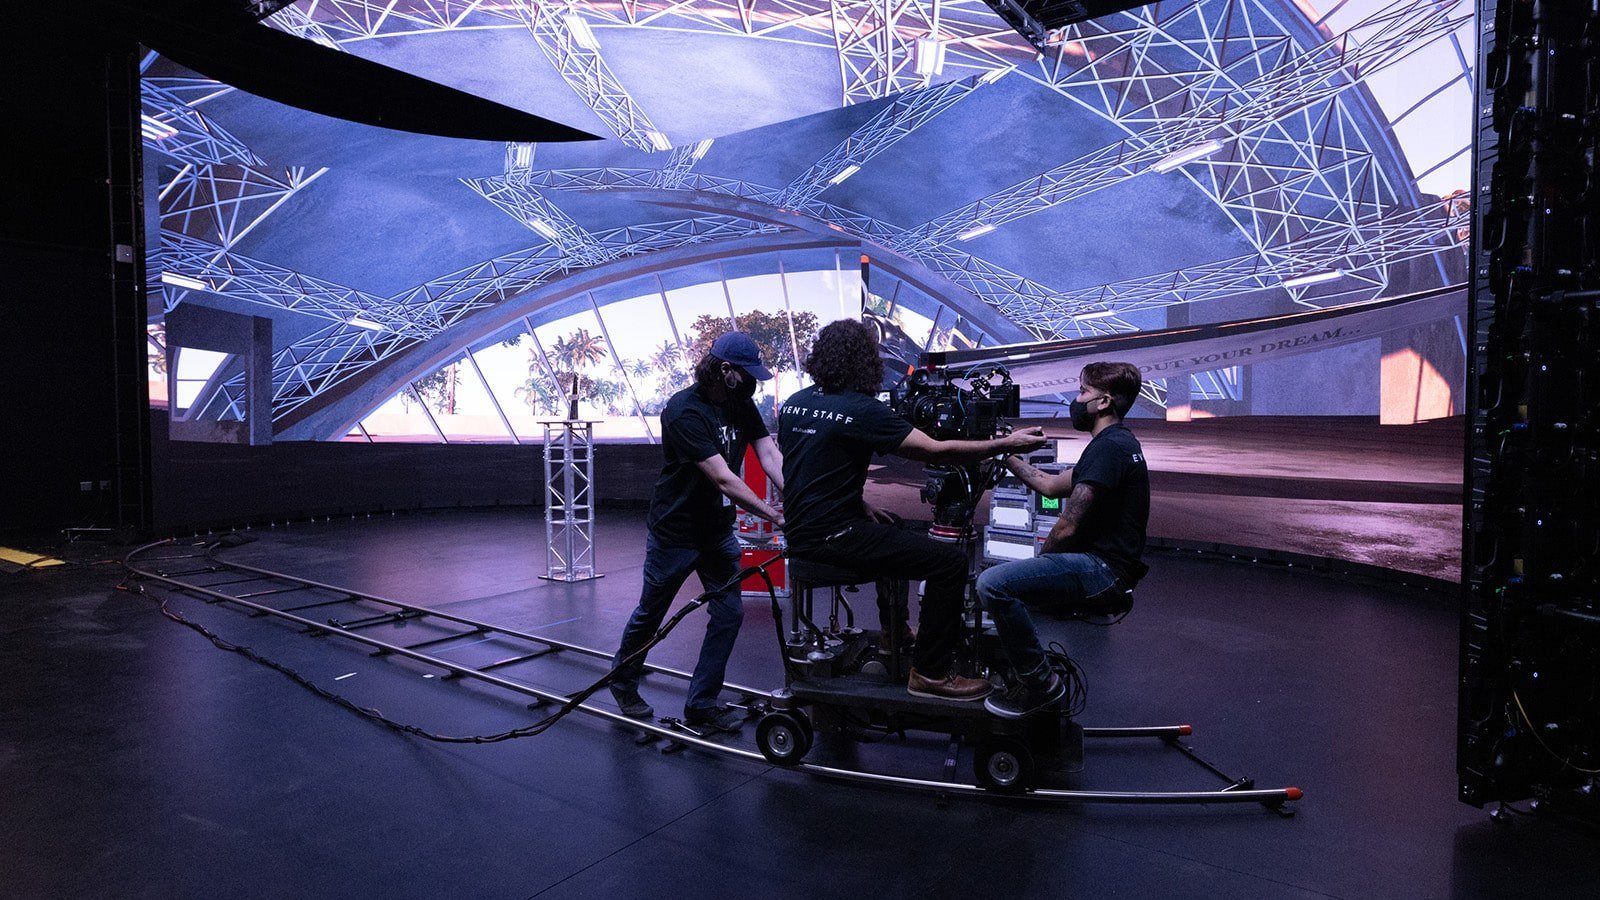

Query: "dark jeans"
left=974, top=552, right=1120, bottom=685
left=611, top=531, right=742, bottom=713
left=794, top=520, right=968, bottom=677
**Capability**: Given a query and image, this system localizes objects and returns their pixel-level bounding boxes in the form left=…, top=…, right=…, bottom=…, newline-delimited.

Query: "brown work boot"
left=907, top=667, right=993, bottom=701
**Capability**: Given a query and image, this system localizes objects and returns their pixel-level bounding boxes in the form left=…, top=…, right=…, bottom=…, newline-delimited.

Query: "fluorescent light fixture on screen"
left=140, top=114, right=178, bottom=141
left=689, top=139, right=714, bottom=162
left=1281, top=268, right=1345, bottom=288
left=957, top=223, right=996, bottom=241
left=645, top=129, right=672, bottom=151
left=914, top=38, right=946, bottom=77
left=1072, top=310, right=1117, bottom=321
left=1150, top=139, right=1226, bottom=173
left=348, top=316, right=385, bottom=332
left=528, top=219, right=562, bottom=243
left=564, top=13, right=600, bottom=51
left=160, top=271, right=207, bottom=291
left=828, top=164, right=861, bottom=186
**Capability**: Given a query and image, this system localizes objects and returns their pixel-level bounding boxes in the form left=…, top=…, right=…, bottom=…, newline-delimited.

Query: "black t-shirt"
left=1067, top=423, right=1150, bottom=586
left=778, top=386, right=914, bottom=550
left=647, top=385, right=769, bottom=547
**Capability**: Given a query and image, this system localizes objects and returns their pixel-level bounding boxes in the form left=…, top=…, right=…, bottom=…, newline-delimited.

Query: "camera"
left=887, top=366, right=1022, bottom=536
left=888, top=366, right=1021, bottom=441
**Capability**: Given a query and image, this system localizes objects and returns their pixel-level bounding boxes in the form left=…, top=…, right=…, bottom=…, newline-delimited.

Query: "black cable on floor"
left=124, top=548, right=782, bottom=745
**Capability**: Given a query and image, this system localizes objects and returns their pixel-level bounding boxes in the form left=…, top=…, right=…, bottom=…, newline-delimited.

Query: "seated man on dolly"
left=778, top=319, right=1047, bottom=701
left=976, top=361, right=1150, bottom=719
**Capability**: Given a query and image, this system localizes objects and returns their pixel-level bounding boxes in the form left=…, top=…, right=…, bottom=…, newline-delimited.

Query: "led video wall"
left=139, top=1, right=1477, bottom=579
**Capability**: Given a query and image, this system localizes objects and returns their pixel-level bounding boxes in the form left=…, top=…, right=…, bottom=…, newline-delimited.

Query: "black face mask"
left=725, top=370, right=757, bottom=401
left=1069, top=398, right=1098, bottom=432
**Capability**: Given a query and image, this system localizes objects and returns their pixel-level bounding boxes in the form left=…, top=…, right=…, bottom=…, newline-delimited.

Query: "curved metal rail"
left=124, top=538, right=1302, bottom=808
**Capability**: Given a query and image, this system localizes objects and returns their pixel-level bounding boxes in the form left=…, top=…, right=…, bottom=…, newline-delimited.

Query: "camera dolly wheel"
left=975, top=736, right=1036, bottom=793
left=756, top=711, right=814, bottom=766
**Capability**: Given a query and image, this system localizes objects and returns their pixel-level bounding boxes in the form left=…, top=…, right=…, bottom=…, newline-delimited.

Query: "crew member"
left=779, top=319, right=1046, bottom=701
left=977, top=361, right=1150, bottom=718
left=609, top=332, right=784, bottom=733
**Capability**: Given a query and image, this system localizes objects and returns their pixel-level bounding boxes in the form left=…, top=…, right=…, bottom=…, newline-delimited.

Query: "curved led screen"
left=140, top=0, right=1475, bottom=579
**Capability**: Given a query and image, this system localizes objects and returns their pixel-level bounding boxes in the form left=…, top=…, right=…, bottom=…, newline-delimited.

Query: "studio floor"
left=3, top=507, right=1593, bottom=899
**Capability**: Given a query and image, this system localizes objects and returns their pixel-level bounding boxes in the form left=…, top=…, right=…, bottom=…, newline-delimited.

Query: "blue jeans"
left=975, top=552, right=1120, bottom=685
left=611, top=532, right=742, bottom=713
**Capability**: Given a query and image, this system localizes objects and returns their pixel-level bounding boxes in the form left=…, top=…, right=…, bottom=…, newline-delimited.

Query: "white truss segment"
left=656, top=139, right=714, bottom=188
left=1187, top=0, right=1469, bottom=137
left=141, top=81, right=262, bottom=167
left=142, top=76, right=239, bottom=110
left=265, top=2, right=346, bottom=48
left=777, top=73, right=979, bottom=206
left=1028, top=1, right=1281, bottom=129
left=1134, top=366, right=1248, bottom=412
left=527, top=166, right=907, bottom=243
left=517, top=1, right=669, bottom=151
left=1186, top=98, right=1394, bottom=265
left=255, top=1, right=1045, bottom=153
left=828, top=0, right=944, bottom=105
left=600, top=0, right=837, bottom=35
left=528, top=166, right=1139, bottom=334
left=526, top=165, right=1464, bottom=339
left=994, top=199, right=1470, bottom=338
left=909, top=0, right=1468, bottom=247
left=463, top=174, right=611, bottom=265
left=1137, top=379, right=1168, bottom=410
left=159, top=164, right=328, bottom=253
left=162, top=231, right=439, bottom=337
left=269, top=0, right=516, bottom=41
left=273, top=1, right=1030, bottom=55
left=202, top=213, right=783, bottom=422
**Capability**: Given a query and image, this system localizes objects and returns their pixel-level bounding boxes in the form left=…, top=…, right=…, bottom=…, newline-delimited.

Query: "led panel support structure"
left=541, top=419, right=602, bottom=582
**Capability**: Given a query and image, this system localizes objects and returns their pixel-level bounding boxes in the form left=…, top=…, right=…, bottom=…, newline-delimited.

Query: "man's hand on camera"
left=1002, top=426, right=1048, bottom=453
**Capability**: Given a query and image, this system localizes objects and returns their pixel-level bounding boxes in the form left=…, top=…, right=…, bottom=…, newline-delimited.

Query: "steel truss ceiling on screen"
left=142, top=0, right=1472, bottom=435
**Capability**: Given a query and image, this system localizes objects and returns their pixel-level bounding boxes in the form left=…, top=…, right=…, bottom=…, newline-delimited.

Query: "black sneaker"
left=684, top=705, right=745, bottom=734
left=984, top=671, right=1066, bottom=719
left=610, top=686, right=653, bottom=719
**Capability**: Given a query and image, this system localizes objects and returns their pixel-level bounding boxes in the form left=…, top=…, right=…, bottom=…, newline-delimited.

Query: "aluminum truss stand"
left=540, top=419, right=602, bottom=583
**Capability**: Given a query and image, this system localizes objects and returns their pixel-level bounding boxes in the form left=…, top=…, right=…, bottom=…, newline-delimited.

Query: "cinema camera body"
left=886, top=364, right=1022, bottom=537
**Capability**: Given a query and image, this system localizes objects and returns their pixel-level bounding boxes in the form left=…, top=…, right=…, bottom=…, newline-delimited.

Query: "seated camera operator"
left=779, top=319, right=1046, bottom=701
left=977, top=361, right=1150, bottom=719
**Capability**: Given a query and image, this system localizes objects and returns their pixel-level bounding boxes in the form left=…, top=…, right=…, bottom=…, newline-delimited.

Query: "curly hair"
left=804, top=319, right=883, bottom=394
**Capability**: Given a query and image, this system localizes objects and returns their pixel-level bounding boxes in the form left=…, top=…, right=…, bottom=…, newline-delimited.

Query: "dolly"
left=753, top=550, right=1287, bottom=806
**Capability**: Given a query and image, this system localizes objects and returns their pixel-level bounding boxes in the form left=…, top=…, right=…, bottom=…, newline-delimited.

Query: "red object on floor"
left=740, top=548, right=786, bottom=593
